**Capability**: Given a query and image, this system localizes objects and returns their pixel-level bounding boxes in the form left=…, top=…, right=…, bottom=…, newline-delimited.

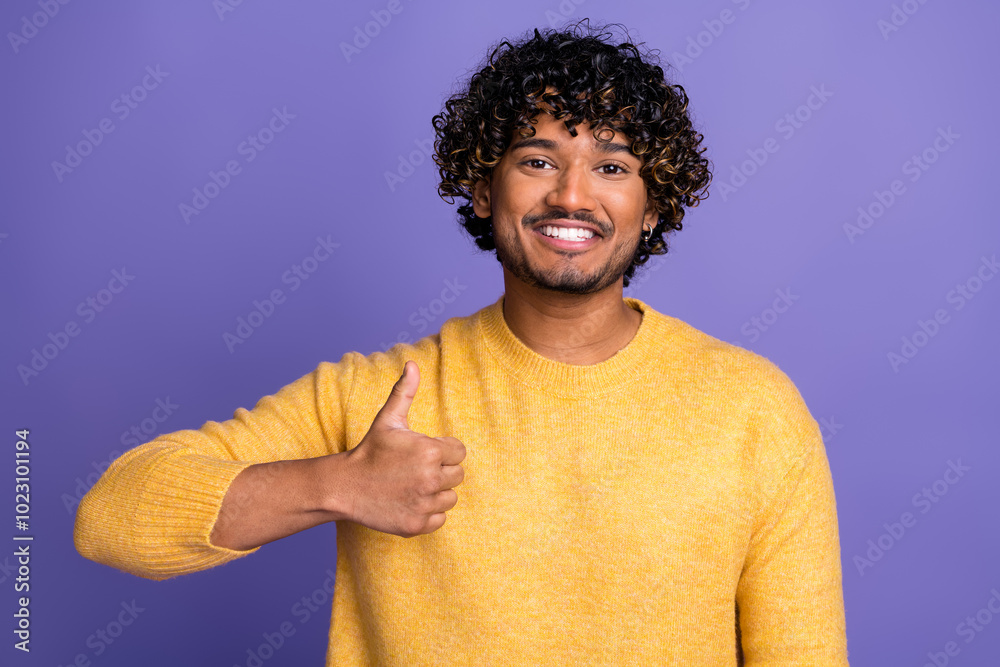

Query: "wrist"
left=304, top=452, right=354, bottom=523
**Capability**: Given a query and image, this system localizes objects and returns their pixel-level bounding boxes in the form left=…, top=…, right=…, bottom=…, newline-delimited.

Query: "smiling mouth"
left=538, top=225, right=597, bottom=241
left=533, top=225, right=601, bottom=250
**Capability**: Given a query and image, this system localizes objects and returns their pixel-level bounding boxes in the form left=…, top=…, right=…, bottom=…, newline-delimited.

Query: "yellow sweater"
left=75, top=294, right=849, bottom=665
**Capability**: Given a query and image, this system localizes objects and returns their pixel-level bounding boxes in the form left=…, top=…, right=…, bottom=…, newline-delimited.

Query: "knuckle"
left=415, top=469, right=438, bottom=494
left=421, top=442, right=442, bottom=464
left=403, top=516, right=426, bottom=536
left=416, top=494, right=437, bottom=514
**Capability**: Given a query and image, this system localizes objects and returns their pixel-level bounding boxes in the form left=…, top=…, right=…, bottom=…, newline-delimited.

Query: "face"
left=472, top=111, right=658, bottom=295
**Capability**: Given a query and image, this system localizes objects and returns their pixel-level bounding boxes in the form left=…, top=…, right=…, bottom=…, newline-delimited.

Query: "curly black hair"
left=431, top=19, right=713, bottom=287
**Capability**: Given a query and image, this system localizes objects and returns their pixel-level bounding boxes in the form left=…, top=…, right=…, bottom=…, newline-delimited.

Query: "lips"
left=533, top=226, right=601, bottom=250
left=531, top=220, right=603, bottom=238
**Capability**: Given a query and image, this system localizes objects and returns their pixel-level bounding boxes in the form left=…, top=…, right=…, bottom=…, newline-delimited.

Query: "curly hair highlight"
left=431, top=19, right=713, bottom=287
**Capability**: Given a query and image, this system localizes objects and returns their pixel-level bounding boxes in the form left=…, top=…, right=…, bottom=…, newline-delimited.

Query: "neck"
left=500, top=271, right=642, bottom=366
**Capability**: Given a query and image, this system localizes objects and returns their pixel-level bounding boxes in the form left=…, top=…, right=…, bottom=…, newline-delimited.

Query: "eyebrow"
left=509, top=136, right=636, bottom=158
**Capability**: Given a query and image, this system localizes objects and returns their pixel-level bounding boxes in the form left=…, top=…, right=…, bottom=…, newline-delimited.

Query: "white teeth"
left=540, top=225, right=595, bottom=241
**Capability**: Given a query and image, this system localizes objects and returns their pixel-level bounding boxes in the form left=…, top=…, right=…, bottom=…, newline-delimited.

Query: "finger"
left=372, top=360, right=419, bottom=430
left=432, top=488, right=458, bottom=513
left=438, top=464, right=465, bottom=489
left=422, top=512, right=447, bottom=534
left=435, top=437, right=467, bottom=465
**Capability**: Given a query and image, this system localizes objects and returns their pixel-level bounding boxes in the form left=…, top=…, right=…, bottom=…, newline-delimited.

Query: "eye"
left=522, top=159, right=552, bottom=169
left=599, top=163, right=630, bottom=175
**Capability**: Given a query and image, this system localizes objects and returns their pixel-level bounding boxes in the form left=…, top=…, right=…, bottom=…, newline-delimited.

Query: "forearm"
left=76, top=362, right=353, bottom=579
left=75, top=443, right=259, bottom=580
left=209, top=453, right=351, bottom=551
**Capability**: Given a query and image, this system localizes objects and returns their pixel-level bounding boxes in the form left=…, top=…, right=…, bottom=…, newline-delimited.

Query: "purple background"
left=3, top=1, right=998, bottom=665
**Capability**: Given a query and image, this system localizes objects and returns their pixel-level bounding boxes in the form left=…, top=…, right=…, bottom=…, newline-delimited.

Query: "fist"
left=340, top=360, right=466, bottom=537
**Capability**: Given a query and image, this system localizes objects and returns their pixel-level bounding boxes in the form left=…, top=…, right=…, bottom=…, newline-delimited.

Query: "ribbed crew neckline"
left=477, top=293, right=664, bottom=398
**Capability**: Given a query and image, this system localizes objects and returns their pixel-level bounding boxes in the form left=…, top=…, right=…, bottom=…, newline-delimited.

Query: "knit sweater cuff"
left=136, top=452, right=261, bottom=574
left=76, top=445, right=262, bottom=581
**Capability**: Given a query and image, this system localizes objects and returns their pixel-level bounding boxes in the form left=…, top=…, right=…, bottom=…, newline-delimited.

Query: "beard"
left=492, top=216, right=641, bottom=295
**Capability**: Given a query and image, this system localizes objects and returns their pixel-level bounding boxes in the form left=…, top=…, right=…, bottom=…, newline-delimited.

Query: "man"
left=75, top=22, right=849, bottom=665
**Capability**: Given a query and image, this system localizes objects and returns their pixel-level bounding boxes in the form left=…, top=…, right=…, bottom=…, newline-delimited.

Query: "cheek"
left=627, top=188, right=654, bottom=220
left=602, top=193, right=643, bottom=224
left=491, top=184, right=530, bottom=220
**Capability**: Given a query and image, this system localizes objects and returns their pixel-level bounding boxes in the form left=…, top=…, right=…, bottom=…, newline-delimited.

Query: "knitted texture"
left=75, top=294, right=849, bottom=665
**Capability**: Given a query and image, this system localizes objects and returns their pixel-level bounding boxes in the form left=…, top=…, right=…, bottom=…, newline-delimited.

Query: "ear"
left=642, top=193, right=659, bottom=230
left=472, top=176, right=491, bottom=218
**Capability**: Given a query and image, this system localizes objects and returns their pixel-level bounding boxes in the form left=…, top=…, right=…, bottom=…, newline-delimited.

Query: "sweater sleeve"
left=74, top=355, right=358, bottom=581
left=736, top=411, right=849, bottom=665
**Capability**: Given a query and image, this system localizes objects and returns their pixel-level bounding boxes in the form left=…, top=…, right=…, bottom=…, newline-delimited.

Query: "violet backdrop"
left=2, top=1, right=998, bottom=665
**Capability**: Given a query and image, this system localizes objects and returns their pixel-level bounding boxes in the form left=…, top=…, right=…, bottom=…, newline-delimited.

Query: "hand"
left=339, top=360, right=466, bottom=537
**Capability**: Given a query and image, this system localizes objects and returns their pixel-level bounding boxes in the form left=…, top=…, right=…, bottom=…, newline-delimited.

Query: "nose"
left=544, top=161, right=596, bottom=213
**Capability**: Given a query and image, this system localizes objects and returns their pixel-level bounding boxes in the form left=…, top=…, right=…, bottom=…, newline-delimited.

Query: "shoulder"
left=636, top=299, right=820, bottom=465
left=649, top=303, right=828, bottom=509
left=635, top=298, right=805, bottom=404
left=313, top=299, right=487, bottom=395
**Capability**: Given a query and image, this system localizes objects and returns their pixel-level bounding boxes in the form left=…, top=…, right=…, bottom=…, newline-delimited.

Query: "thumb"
left=373, top=360, right=419, bottom=431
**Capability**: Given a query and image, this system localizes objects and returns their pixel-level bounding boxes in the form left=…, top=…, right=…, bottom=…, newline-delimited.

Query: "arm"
left=736, top=431, right=849, bottom=665
left=207, top=455, right=349, bottom=551
left=74, top=356, right=357, bottom=580
left=209, top=360, right=466, bottom=549
left=75, top=357, right=466, bottom=579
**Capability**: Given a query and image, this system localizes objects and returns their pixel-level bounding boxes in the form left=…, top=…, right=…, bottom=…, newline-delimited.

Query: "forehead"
left=506, top=112, right=637, bottom=158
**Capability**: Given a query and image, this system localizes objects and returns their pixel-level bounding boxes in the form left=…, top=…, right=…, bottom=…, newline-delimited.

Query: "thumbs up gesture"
left=340, top=361, right=467, bottom=537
